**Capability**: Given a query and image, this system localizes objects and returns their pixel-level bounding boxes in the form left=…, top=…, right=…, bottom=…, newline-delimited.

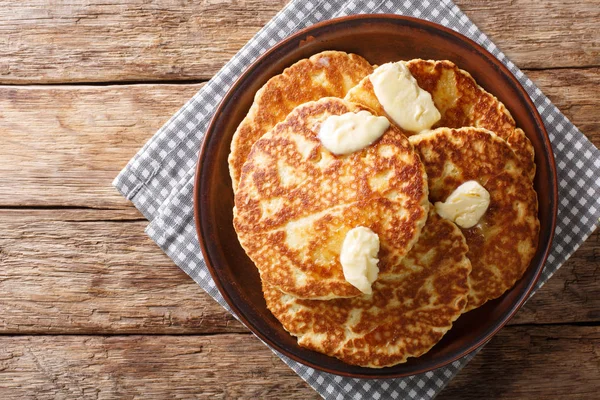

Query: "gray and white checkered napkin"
left=113, top=1, right=600, bottom=398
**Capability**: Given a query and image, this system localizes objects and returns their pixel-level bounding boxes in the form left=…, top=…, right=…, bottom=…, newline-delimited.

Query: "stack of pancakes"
left=229, top=51, right=539, bottom=368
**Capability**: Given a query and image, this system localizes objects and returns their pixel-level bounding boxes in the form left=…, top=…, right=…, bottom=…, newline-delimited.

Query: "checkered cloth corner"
left=113, top=1, right=600, bottom=399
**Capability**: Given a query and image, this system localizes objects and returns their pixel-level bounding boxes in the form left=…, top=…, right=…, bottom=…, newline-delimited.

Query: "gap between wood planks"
left=0, top=332, right=255, bottom=337
left=0, top=321, right=598, bottom=337
left=0, top=205, right=130, bottom=210
left=0, top=65, right=598, bottom=88
left=0, top=79, right=210, bottom=87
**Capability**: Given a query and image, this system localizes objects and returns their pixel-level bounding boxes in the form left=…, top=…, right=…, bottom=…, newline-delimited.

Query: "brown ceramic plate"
left=194, top=15, right=557, bottom=378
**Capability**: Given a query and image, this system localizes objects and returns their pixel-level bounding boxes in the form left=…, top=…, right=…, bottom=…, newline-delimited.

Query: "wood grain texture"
left=0, top=83, right=202, bottom=208
left=0, top=209, right=597, bottom=334
left=456, top=0, right=600, bottom=69
left=0, top=67, right=597, bottom=208
left=0, top=0, right=598, bottom=84
left=0, top=0, right=288, bottom=83
left=0, top=209, right=243, bottom=334
left=526, top=68, right=600, bottom=138
left=0, top=326, right=598, bottom=399
left=0, top=334, right=317, bottom=399
left=511, top=229, right=600, bottom=325
left=440, top=326, right=600, bottom=399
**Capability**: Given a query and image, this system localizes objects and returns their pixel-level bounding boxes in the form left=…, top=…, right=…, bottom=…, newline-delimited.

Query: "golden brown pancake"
left=228, top=50, right=374, bottom=192
left=345, top=59, right=536, bottom=180
left=234, top=98, right=429, bottom=300
left=409, top=127, right=539, bottom=311
left=263, top=209, right=471, bottom=368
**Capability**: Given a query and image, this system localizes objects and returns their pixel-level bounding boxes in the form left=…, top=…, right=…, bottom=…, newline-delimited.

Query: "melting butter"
left=370, top=62, right=441, bottom=132
left=318, top=111, right=390, bottom=155
left=435, top=181, right=490, bottom=228
left=340, top=226, right=380, bottom=295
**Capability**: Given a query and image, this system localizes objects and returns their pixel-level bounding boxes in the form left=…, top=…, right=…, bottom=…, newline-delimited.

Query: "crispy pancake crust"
left=229, top=51, right=374, bottom=192
left=345, top=59, right=536, bottom=180
left=234, top=98, right=429, bottom=300
left=263, top=209, right=471, bottom=368
left=409, top=127, right=539, bottom=311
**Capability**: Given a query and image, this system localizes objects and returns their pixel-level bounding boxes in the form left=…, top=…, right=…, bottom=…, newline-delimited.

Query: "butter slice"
left=318, top=111, right=390, bottom=155
left=370, top=62, right=441, bottom=132
left=340, top=227, right=380, bottom=295
left=435, top=181, right=490, bottom=229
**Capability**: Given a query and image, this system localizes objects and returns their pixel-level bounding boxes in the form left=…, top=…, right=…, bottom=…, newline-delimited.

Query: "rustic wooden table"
left=1, top=1, right=598, bottom=398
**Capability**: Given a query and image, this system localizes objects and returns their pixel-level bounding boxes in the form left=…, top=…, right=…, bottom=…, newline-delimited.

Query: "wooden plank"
left=0, top=209, right=244, bottom=334
left=0, top=326, right=598, bottom=399
left=439, top=325, right=600, bottom=399
left=456, top=0, right=600, bottom=69
left=0, top=334, right=318, bottom=399
left=0, top=83, right=202, bottom=208
left=527, top=68, right=600, bottom=139
left=0, top=0, right=288, bottom=83
left=512, top=228, right=600, bottom=325
left=0, top=209, right=597, bottom=334
left=0, top=0, right=597, bottom=84
left=0, top=67, right=598, bottom=209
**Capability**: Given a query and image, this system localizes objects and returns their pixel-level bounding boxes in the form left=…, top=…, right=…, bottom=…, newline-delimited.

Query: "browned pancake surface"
left=229, top=50, right=374, bottom=192
left=263, top=209, right=471, bottom=368
left=345, top=59, right=536, bottom=180
left=234, top=98, right=429, bottom=300
left=410, top=127, right=539, bottom=311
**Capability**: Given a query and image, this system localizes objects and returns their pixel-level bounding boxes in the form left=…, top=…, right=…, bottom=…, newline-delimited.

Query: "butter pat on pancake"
left=435, top=180, right=490, bottom=229
left=318, top=110, right=389, bottom=155
left=369, top=62, right=441, bottom=132
left=409, top=127, right=539, bottom=311
left=228, top=50, right=374, bottom=192
left=234, top=98, right=429, bottom=300
left=345, top=59, right=536, bottom=180
left=263, top=209, right=471, bottom=368
left=340, top=226, right=380, bottom=295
